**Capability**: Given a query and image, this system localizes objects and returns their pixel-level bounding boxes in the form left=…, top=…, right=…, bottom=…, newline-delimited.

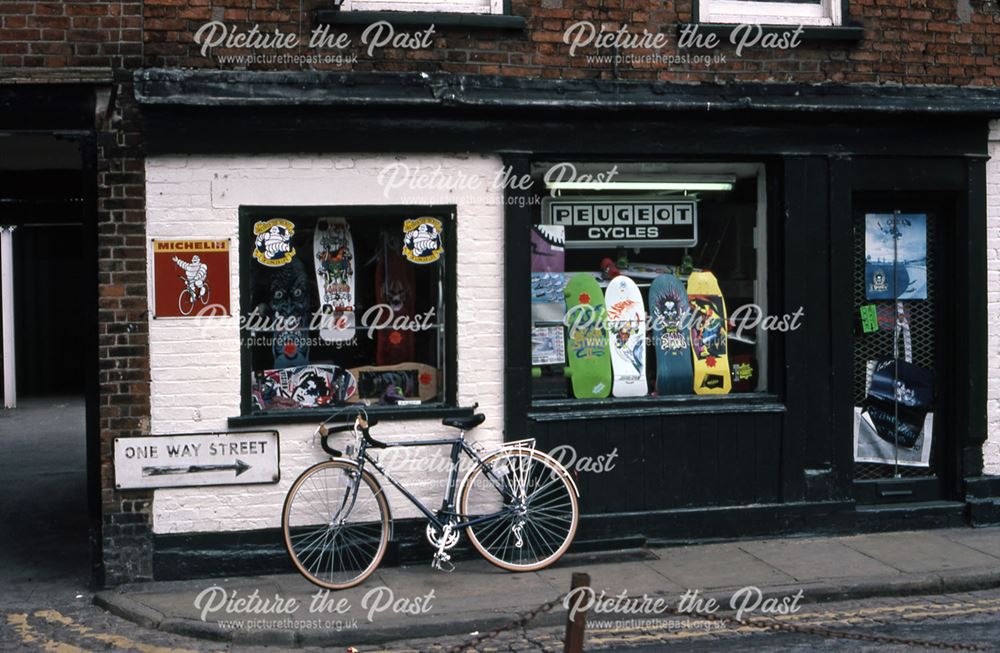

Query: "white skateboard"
left=314, top=218, right=355, bottom=342
left=604, top=275, right=648, bottom=397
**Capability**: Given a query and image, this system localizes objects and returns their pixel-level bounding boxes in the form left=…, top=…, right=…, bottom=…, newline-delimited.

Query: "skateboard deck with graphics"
left=314, top=218, right=355, bottom=342
left=348, top=362, right=437, bottom=404
left=650, top=273, right=693, bottom=395
left=687, top=271, right=732, bottom=395
left=376, top=232, right=416, bottom=366
left=604, top=275, right=648, bottom=397
left=252, top=364, right=357, bottom=411
left=563, top=273, right=612, bottom=399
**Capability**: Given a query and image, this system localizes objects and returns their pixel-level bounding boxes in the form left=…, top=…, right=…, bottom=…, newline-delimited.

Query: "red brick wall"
left=0, top=0, right=142, bottom=68
left=97, top=69, right=152, bottom=585
left=139, top=0, right=1000, bottom=86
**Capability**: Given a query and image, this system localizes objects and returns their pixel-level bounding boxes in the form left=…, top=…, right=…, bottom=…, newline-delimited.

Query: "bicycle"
left=177, top=275, right=210, bottom=316
left=281, top=410, right=580, bottom=590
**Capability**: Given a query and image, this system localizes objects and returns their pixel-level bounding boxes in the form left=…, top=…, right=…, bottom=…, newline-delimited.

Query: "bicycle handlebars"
left=318, top=415, right=385, bottom=457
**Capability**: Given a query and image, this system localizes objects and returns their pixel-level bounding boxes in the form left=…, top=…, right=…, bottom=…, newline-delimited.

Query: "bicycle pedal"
left=431, top=553, right=455, bottom=573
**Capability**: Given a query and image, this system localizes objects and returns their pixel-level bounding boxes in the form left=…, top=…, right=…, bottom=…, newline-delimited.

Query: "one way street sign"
left=114, top=431, right=279, bottom=489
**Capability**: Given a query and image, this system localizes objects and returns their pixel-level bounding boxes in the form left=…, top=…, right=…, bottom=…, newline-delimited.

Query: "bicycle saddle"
left=442, top=413, right=485, bottom=430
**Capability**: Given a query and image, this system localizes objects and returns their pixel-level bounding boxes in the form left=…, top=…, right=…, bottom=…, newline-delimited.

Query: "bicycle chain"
left=445, top=592, right=992, bottom=652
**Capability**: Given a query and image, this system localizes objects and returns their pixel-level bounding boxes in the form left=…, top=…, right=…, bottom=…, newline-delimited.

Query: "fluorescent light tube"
left=545, top=181, right=734, bottom=191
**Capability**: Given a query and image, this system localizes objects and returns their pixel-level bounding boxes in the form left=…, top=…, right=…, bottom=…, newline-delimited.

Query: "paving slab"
left=940, top=529, right=1000, bottom=560
left=841, top=531, right=1000, bottom=574
left=738, top=538, right=901, bottom=582
left=644, top=542, right=796, bottom=590
left=535, top=559, right=684, bottom=597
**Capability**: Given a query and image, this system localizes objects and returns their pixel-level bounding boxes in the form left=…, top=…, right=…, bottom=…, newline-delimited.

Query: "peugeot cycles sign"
left=542, top=197, right=698, bottom=249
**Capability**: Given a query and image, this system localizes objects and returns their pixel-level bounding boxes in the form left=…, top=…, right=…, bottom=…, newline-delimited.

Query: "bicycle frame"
left=346, top=432, right=519, bottom=533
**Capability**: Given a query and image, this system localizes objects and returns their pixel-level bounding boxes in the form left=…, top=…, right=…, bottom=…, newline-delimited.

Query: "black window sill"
left=529, top=394, right=786, bottom=421
left=677, top=22, right=864, bottom=43
left=315, top=9, right=527, bottom=31
left=229, top=404, right=475, bottom=428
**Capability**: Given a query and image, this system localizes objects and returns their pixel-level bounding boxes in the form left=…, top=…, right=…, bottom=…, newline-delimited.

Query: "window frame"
left=236, top=204, right=459, bottom=421
left=696, top=0, right=844, bottom=27
left=339, top=0, right=505, bottom=15
left=511, top=159, right=779, bottom=417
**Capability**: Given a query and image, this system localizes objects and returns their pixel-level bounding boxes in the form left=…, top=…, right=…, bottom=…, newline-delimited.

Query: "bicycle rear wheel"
left=459, top=448, right=578, bottom=572
left=282, top=460, right=390, bottom=590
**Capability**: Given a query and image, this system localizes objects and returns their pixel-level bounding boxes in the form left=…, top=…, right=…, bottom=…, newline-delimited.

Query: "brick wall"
left=97, top=71, right=153, bottom=585
left=145, top=154, right=505, bottom=534
left=986, top=121, right=1000, bottom=475
left=141, top=0, right=1000, bottom=84
left=0, top=1, right=142, bottom=68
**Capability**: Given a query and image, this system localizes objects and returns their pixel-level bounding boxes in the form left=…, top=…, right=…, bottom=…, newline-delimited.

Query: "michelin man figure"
left=174, top=254, right=208, bottom=297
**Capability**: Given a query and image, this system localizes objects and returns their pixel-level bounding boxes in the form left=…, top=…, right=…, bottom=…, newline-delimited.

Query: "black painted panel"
left=531, top=412, right=782, bottom=513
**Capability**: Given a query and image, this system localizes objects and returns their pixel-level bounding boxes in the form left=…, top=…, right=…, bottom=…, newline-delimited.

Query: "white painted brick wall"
left=146, top=154, right=506, bottom=534
left=987, top=122, right=1000, bottom=474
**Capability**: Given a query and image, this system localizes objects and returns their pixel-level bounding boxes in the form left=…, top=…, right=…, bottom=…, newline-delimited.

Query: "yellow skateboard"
left=687, top=271, right=731, bottom=394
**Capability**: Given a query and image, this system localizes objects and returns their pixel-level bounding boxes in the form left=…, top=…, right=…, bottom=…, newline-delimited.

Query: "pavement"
left=94, top=525, right=1000, bottom=648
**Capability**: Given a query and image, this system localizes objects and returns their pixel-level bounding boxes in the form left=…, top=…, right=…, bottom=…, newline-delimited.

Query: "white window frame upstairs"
left=701, top=0, right=842, bottom=26
left=340, top=0, right=504, bottom=14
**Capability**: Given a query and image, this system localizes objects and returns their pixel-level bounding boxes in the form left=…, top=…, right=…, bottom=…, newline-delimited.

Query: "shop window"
left=339, top=0, right=503, bottom=14
left=698, top=0, right=842, bottom=26
left=529, top=163, right=768, bottom=403
left=239, top=207, right=454, bottom=415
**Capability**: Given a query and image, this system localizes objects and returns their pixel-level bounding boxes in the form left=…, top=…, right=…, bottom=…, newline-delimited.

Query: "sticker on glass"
left=402, top=217, right=444, bottom=264
left=253, top=219, right=296, bottom=267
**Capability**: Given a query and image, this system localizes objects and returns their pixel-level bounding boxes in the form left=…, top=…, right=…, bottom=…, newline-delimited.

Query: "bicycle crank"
left=430, top=524, right=457, bottom=573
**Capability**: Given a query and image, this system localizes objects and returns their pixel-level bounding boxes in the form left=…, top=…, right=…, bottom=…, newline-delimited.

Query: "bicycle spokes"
left=282, top=461, right=389, bottom=589
left=461, top=450, right=578, bottom=571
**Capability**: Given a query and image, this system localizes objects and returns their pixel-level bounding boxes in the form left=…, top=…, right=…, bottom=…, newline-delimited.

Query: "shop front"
left=132, top=70, right=996, bottom=577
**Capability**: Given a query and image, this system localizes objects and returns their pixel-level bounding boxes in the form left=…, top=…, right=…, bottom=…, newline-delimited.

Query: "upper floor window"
left=340, top=0, right=505, bottom=14
left=699, top=0, right=842, bottom=26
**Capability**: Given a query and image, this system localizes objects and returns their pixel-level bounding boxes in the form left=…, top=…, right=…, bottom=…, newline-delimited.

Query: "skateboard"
left=687, top=271, right=732, bottom=394
left=375, top=232, right=415, bottom=365
left=253, top=364, right=357, bottom=410
left=314, top=218, right=355, bottom=342
left=604, top=275, right=648, bottom=397
left=348, top=362, right=437, bottom=404
left=649, top=273, right=693, bottom=395
left=531, top=225, right=565, bottom=273
left=563, top=273, right=612, bottom=399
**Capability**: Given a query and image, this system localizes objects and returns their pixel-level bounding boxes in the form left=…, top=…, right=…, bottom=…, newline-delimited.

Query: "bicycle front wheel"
left=459, top=448, right=579, bottom=572
left=282, top=460, right=390, bottom=590
left=178, top=290, right=195, bottom=316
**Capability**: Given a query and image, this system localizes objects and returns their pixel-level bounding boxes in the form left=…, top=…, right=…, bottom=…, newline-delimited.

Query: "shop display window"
left=239, top=207, right=453, bottom=415
left=529, top=163, right=768, bottom=402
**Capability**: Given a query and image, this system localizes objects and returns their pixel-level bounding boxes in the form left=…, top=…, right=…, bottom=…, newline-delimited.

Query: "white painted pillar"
left=1, top=226, right=15, bottom=409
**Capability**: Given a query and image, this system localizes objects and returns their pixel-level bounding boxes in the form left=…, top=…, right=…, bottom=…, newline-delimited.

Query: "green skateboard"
left=563, top=273, right=612, bottom=399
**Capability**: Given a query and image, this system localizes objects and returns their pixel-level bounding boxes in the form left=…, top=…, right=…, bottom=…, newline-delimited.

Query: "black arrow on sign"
left=142, top=459, right=251, bottom=477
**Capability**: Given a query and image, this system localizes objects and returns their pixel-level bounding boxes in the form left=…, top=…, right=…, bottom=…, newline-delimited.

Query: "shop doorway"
left=0, top=133, right=99, bottom=589
left=851, top=192, right=956, bottom=504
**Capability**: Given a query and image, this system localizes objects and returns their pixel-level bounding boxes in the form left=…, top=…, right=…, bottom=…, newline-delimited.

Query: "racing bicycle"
left=281, top=411, right=580, bottom=590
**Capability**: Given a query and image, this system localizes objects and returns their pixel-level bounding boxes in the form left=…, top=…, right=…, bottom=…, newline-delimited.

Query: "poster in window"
left=151, top=239, right=231, bottom=318
left=864, top=214, right=927, bottom=300
left=532, top=326, right=566, bottom=366
left=853, top=406, right=932, bottom=467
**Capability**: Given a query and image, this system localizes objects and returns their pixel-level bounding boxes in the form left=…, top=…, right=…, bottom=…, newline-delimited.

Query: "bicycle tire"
left=282, top=460, right=390, bottom=590
left=459, top=448, right=579, bottom=572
